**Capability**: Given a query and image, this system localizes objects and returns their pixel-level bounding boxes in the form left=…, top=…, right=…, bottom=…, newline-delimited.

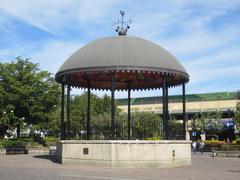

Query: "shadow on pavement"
left=33, top=154, right=58, bottom=163
left=227, top=170, right=240, bottom=173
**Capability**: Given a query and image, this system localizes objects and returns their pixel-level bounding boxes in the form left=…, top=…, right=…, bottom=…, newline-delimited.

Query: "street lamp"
left=227, top=109, right=231, bottom=127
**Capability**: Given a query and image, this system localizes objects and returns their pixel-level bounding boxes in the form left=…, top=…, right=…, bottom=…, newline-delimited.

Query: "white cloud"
left=0, top=40, right=82, bottom=75
left=30, top=40, right=83, bottom=73
left=126, top=0, right=240, bottom=57
left=0, top=49, right=12, bottom=58
left=0, top=0, right=240, bottom=98
left=186, top=45, right=240, bottom=68
left=0, top=0, right=119, bottom=35
left=189, top=66, right=240, bottom=84
left=161, top=24, right=240, bottom=58
left=183, top=42, right=240, bottom=88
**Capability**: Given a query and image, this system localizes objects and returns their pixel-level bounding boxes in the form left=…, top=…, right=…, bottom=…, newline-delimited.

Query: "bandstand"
left=55, top=12, right=191, bottom=167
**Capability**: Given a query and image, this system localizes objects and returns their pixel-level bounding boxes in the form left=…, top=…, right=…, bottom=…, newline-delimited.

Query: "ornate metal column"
left=127, top=81, right=131, bottom=140
left=162, top=75, right=167, bottom=140
left=86, top=81, right=91, bottom=140
left=61, top=83, right=65, bottom=140
left=182, top=82, right=186, bottom=140
left=166, top=82, right=169, bottom=139
left=66, top=77, right=71, bottom=139
left=111, top=74, right=115, bottom=139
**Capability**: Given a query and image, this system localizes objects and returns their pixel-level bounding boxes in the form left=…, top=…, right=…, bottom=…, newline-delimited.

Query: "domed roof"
left=55, top=36, right=189, bottom=90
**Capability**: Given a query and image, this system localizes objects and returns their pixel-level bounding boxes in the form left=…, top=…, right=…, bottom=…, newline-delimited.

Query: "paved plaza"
left=0, top=153, right=239, bottom=180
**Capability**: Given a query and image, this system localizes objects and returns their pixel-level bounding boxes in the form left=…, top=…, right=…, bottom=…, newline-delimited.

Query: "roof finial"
left=111, top=10, right=132, bottom=36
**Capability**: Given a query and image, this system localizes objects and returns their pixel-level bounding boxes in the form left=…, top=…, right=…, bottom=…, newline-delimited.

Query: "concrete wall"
left=57, top=140, right=191, bottom=168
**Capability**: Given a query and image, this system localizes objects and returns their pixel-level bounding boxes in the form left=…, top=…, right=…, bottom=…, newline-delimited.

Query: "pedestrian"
left=192, top=141, right=197, bottom=153
left=199, top=140, right=205, bottom=154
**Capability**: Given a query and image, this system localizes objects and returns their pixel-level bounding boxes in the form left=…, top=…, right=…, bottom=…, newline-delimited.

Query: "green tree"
left=131, top=112, right=162, bottom=140
left=70, top=92, right=115, bottom=139
left=69, top=92, right=163, bottom=140
left=190, top=112, right=223, bottom=135
left=235, top=102, right=240, bottom=131
left=0, top=57, right=60, bottom=138
left=168, top=120, right=183, bottom=139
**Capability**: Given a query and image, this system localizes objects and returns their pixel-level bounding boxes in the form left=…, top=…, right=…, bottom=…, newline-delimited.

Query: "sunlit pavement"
left=0, top=153, right=239, bottom=180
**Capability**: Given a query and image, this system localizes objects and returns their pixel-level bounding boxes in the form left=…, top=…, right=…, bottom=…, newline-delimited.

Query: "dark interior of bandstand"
left=56, top=70, right=189, bottom=141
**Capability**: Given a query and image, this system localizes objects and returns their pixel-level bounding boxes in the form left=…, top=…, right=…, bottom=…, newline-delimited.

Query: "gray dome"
left=55, top=36, right=189, bottom=90
left=57, top=36, right=188, bottom=76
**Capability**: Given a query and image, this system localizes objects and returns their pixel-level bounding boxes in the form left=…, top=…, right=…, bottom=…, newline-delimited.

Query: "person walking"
left=192, top=141, right=197, bottom=153
left=199, top=140, right=205, bottom=154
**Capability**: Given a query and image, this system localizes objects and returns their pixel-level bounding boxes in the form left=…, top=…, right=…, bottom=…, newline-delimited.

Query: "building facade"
left=118, top=92, right=240, bottom=140
left=118, top=92, right=239, bottom=116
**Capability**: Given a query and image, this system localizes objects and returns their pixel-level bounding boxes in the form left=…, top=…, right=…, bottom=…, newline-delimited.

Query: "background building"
left=118, top=91, right=240, bottom=140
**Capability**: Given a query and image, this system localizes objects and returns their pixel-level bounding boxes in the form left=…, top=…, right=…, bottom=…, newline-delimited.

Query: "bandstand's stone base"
left=56, top=140, right=191, bottom=168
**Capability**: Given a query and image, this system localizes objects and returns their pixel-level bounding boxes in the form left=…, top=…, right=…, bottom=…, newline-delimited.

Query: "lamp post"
left=227, top=109, right=231, bottom=125
left=227, top=109, right=231, bottom=143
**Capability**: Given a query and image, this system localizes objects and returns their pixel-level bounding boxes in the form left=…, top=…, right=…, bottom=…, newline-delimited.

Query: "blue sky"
left=0, top=0, right=240, bottom=98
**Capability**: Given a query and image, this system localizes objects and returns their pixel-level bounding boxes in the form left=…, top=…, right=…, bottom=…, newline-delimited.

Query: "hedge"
left=43, top=136, right=58, bottom=146
left=205, top=140, right=226, bottom=145
left=202, top=141, right=225, bottom=151
left=236, top=139, right=240, bottom=145
left=3, top=140, right=27, bottom=148
left=0, top=139, right=4, bottom=148
left=221, top=145, right=240, bottom=151
left=144, top=137, right=161, bottom=140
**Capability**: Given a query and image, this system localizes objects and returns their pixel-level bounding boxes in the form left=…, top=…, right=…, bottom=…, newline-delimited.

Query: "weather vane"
left=111, top=10, right=132, bottom=36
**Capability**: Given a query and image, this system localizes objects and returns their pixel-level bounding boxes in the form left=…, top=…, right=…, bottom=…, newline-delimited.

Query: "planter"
left=28, top=147, right=49, bottom=155
left=0, top=149, right=6, bottom=154
left=204, top=144, right=222, bottom=152
left=57, top=140, right=192, bottom=167
left=221, top=145, right=240, bottom=151
left=5, top=147, right=28, bottom=155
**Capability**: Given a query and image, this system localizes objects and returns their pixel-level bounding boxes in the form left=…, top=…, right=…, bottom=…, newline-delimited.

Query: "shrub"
left=204, top=141, right=226, bottom=151
left=3, top=140, right=27, bottom=148
left=19, top=137, right=44, bottom=148
left=236, top=139, right=240, bottom=145
left=205, top=140, right=226, bottom=145
left=19, top=137, right=35, bottom=142
left=33, top=135, right=46, bottom=146
left=43, top=136, right=58, bottom=146
left=221, top=145, right=240, bottom=151
left=0, top=137, right=56, bottom=148
left=0, top=139, right=4, bottom=148
left=144, top=137, right=161, bottom=140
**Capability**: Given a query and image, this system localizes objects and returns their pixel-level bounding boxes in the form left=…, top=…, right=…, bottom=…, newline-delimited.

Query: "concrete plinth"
left=56, top=140, right=191, bottom=168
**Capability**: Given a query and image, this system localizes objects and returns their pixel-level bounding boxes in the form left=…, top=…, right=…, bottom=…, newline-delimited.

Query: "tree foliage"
left=190, top=112, right=223, bottom=134
left=0, top=57, right=60, bottom=137
left=131, top=112, right=162, bottom=140
left=0, top=57, right=163, bottom=140
left=70, top=92, right=115, bottom=139
left=70, top=93, right=162, bottom=140
left=168, top=120, right=183, bottom=139
left=235, top=102, right=240, bottom=130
